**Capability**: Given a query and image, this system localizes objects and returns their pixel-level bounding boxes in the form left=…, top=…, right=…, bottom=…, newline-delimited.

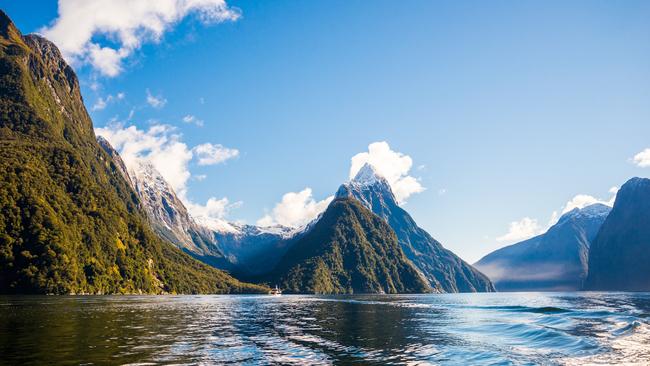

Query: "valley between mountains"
left=1, top=9, right=650, bottom=295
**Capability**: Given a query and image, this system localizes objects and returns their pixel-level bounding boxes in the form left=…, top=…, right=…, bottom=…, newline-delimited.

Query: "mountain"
left=475, top=203, right=611, bottom=291
left=269, top=198, right=430, bottom=294
left=0, top=11, right=266, bottom=294
left=207, top=222, right=301, bottom=276
left=96, top=137, right=298, bottom=275
left=96, top=136, right=132, bottom=187
left=96, top=142, right=231, bottom=267
left=98, top=136, right=307, bottom=276
left=335, top=164, right=494, bottom=292
left=584, top=178, right=650, bottom=291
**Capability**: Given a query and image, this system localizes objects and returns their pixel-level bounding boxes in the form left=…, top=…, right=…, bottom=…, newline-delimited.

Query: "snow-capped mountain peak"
left=192, top=215, right=241, bottom=234
left=352, top=163, right=384, bottom=185
left=558, top=203, right=611, bottom=225
left=337, top=162, right=397, bottom=210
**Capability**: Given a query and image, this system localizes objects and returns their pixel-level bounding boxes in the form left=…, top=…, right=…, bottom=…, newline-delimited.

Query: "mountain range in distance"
left=1, top=9, right=650, bottom=294
left=476, top=177, right=650, bottom=292
left=475, top=203, right=611, bottom=291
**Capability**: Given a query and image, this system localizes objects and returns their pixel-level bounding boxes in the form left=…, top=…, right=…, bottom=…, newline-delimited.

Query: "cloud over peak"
left=349, top=141, right=425, bottom=203
left=42, top=0, right=241, bottom=76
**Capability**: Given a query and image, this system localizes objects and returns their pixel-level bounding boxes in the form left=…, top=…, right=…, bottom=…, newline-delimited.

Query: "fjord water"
left=1, top=293, right=649, bottom=365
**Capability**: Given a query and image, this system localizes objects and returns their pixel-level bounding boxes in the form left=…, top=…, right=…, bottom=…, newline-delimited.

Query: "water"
left=1, top=293, right=650, bottom=365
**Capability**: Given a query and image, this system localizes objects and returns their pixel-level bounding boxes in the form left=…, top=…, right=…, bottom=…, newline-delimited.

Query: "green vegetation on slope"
left=269, top=198, right=431, bottom=294
left=0, top=11, right=266, bottom=294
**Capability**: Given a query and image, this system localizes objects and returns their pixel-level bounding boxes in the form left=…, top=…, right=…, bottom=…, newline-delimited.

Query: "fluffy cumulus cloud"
left=496, top=217, right=542, bottom=243
left=349, top=141, right=425, bottom=202
left=41, top=0, right=241, bottom=76
left=192, top=143, right=238, bottom=165
left=633, top=148, right=650, bottom=167
left=559, top=188, right=618, bottom=215
left=185, top=197, right=241, bottom=220
left=95, top=123, right=239, bottom=220
left=257, top=188, right=334, bottom=228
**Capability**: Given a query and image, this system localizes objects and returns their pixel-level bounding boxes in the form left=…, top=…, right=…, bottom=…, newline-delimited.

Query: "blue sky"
left=4, top=1, right=650, bottom=262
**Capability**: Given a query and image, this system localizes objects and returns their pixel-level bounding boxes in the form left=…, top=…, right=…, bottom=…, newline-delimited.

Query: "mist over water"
left=1, top=293, right=649, bottom=365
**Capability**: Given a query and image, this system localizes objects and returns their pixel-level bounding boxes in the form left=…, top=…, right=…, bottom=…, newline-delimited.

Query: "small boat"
left=269, top=285, right=282, bottom=296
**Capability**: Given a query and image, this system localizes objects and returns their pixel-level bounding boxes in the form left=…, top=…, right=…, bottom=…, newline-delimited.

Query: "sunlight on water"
left=1, top=293, right=649, bottom=365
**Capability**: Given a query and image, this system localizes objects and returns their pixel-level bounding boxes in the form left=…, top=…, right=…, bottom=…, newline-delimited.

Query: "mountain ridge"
left=475, top=203, right=611, bottom=291
left=268, top=197, right=431, bottom=294
left=95, top=135, right=304, bottom=276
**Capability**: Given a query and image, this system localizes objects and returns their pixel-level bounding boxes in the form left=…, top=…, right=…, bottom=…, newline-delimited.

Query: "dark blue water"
left=1, top=293, right=649, bottom=365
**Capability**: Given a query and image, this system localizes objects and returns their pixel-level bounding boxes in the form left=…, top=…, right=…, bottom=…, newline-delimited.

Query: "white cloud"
left=559, top=190, right=617, bottom=215
left=349, top=141, right=425, bottom=202
left=185, top=197, right=241, bottom=220
left=633, top=148, right=650, bottom=167
left=95, top=122, right=239, bottom=221
left=192, top=143, right=239, bottom=165
left=41, top=0, right=241, bottom=76
left=146, top=89, right=167, bottom=108
left=496, top=217, right=542, bottom=243
left=182, top=114, right=204, bottom=127
left=95, top=123, right=192, bottom=196
left=91, top=92, right=125, bottom=111
left=257, top=188, right=333, bottom=228
left=92, top=98, right=107, bottom=111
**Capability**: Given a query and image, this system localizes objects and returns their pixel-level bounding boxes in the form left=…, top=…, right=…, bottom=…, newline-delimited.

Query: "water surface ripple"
left=1, top=292, right=650, bottom=365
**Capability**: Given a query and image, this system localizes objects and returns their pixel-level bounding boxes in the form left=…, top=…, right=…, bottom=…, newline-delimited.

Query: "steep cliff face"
left=95, top=136, right=296, bottom=274
left=269, top=198, right=431, bottom=294
left=123, top=158, right=229, bottom=265
left=96, top=136, right=132, bottom=187
left=475, top=204, right=610, bottom=291
left=584, top=178, right=650, bottom=291
left=0, top=10, right=265, bottom=294
left=336, top=164, right=495, bottom=293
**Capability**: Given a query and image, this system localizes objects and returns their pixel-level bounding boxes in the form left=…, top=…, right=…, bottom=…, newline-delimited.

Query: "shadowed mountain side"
left=585, top=178, right=650, bottom=291
left=475, top=204, right=610, bottom=291
left=266, top=198, right=431, bottom=294
left=336, top=163, right=494, bottom=293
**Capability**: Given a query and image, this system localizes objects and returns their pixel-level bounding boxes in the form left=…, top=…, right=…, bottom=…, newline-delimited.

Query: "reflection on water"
left=1, top=293, right=650, bottom=365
